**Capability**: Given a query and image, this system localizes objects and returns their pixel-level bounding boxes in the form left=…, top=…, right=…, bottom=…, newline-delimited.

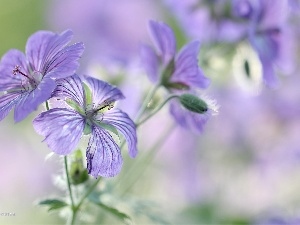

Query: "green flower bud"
left=179, top=94, right=208, bottom=114
left=70, top=149, right=89, bottom=185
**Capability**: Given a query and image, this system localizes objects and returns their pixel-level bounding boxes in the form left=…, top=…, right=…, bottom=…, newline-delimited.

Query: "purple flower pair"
left=140, top=20, right=215, bottom=133
left=0, top=30, right=137, bottom=178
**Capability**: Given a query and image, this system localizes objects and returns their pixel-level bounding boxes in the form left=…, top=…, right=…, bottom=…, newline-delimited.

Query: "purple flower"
left=140, top=20, right=210, bottom=90
left=234, top=0, right=291, bottom=87
left=33, top=75, right=137, bottom=178
left=140, top=20, right=215, bottom=133
left=0, top=30, right=84, bottom=122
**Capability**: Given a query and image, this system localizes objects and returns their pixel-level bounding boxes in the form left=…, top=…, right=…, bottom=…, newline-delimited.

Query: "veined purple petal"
left=170, top=100, right=210, bottom=133
left=26, top=29, right=84, bottom=79
left=0, top=92, right=22, bottom=121
left=52, top=74, right=85, bottom=106
left=172, top=41, right=210, bottom=89
left=44, top=42, right=85, bottom=79
left=26, top=30, right=73, bottom=71
left=149, top=20, right=176, bottom=63
left=0, top=49, right=28, bottom=91
left=86, top=126, right=123, bottom=178
left=140, top=44, right=159, bottom=83
left=84, top=76, right=124, bottom=106
left=102, top=109, right=137, bottom=158
left=14, top=76, right=56, bottom=122
left=33, top=108, right=85, bottom=155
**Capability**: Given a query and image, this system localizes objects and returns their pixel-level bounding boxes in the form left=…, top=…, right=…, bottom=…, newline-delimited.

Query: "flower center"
left=85, top=100, right=114, bottom=124
left=12, top=65, right=42, bottom=91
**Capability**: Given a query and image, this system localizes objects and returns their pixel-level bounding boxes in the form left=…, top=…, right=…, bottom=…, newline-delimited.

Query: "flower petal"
left=43, top=42, right=85, bottom=79
left=0, top=92, right=22, bottom=121
left=170, top=100, right=210, bottom=133
left=26, top=30, right=72, bottom=71
left=102, top=109, right=137, bottom=158
left=14, top=76, right=56, bottom=122
left=140, top=44, right=159, bottom=83
left=0, top=49, right=27, bottom=91
left=26, top=29, right=84, bottom=79
left=86, top=126, right=123, bottom=178
left=84, top=76, right=124, bottom=106
left=149, top=20, right=176, bottom=63
left=33, top=108, right=85, bottom=155
left=173, top=41, right=210, bottom=89
left=52, top=74, right=85, bottom=106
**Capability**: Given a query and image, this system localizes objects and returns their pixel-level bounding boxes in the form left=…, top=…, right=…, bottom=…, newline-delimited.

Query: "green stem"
left=64, top=156, right=76, bottom=225
left=76, top=178, right=101, bottom=211
left=134, top=84, right=160, bottom=123
left=136, top=94, right=179, bottom=128
left=119, top=122, right=176, bottom=195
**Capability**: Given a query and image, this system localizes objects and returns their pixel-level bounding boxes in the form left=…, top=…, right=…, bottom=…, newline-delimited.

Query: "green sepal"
left=38, top=199, right=68, bottom=211
left=179, top=94, right=208, bottom=114
left=164, top=82, right=190, bottom=90
left=83, top=123, right=92, bottom=135
left=70, top=149, right=89, bottom=185
left=66, top=99, right=85, bottom=115
left=160, top=59, right=175, bottom=85
left=96, top=122, right=119, bottom=137
left=83, top=82, right=93, bottom=107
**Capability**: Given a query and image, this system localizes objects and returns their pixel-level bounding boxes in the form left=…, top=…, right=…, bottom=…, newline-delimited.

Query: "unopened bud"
left=179, top=94, right=208, bottom=114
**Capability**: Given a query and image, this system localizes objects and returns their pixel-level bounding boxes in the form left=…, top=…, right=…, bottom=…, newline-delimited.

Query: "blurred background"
left=0, top=0, right=300, bottom=224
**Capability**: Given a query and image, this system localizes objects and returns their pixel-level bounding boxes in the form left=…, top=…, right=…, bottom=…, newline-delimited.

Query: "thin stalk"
left=120, top=123, right=176, bottom=195
left=136, top=94, right=179, bottom=128
left=134, top=84, right=160, bottom=123
left=64, top=156, right=76, bottom=225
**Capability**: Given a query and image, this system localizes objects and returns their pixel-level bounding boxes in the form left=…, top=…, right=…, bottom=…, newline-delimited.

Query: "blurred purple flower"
left=245, top=0, right=290, bottom=87
left=33, top=75, right=137, bottom=178
left=0, top=30, right=84, bottom=122
left=164, top=0, right=247, bottom=43
left=140, top=20, right=210, bottom=90
left=47, top=0, right=163, bottom=67
left=141, top=20, right=215, bottom=133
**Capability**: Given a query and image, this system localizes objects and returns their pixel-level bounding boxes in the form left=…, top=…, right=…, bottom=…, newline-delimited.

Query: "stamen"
left=12, top=65, right=30, bottom=80
left=95, top=100, right=114, bottom=112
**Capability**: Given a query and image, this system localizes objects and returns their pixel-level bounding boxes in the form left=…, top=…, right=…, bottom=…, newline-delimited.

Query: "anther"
left=12, top=65, right=30, bottom=79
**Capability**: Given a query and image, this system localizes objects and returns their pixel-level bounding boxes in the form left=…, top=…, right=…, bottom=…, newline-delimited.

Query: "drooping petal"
left=52, top=74, right=85, bottom=106
left=261, top=57, right=278, bottom=88
left=0, top=92, right=22, bottom=121
left=172, top=41, right=210, bottom=89
left=102, top=109, right=137, bottom=158
left=170, top=100, right=210, bottom=133
left=140, top=44, right=159, bottom=83
left=86, top=126, right=123, bottom=177
left=0, top=49, right=28, bottom=91
left=14, top=76, right=56, bottom=122
left=84, top=76, right=124, bottom=106
left=33, top=108, right=85, bottom=155
left=149, top=20, right=176, bottom=63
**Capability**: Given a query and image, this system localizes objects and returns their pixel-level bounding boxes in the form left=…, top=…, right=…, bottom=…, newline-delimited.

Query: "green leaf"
left=88, top=197, right=131, bottom=224
left=38, top=199, right=68, bottom=211
left=179, top=94, right=208, bottom=114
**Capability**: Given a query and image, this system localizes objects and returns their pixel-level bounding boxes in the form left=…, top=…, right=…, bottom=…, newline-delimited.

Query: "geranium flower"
left=33, top=75, right=137, bottom=177
left=0, top=29, right=84, bottom=122
left=140, top=20, right=215, bottom=133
